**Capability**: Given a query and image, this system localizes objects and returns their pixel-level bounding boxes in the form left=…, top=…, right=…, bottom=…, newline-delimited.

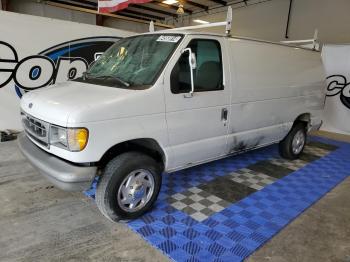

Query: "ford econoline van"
left=18, top=30, right=325, bottom=221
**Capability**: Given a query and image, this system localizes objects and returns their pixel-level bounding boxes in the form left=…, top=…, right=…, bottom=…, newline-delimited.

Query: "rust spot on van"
left=234, top=141, right=247, bottom=152
left=231, top=136, right=264, bottom=153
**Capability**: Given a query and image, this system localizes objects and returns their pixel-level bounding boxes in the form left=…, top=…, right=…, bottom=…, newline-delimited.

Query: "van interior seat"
left=195, top=61, right=222, bottom=91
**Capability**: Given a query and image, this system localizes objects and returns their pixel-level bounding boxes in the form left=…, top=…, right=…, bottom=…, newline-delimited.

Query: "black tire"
left=95, top=152, right=162, bottom=222
left=279, top=122, right=307, bottom=160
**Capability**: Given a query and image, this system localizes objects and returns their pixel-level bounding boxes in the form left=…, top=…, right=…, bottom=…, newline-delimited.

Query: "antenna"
left=149, top=21, right=155, bottom=33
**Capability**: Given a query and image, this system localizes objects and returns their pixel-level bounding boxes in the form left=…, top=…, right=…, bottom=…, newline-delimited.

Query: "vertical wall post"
left=285, top=0, right=293, bottom=39
left=1, top=0, right=9, bottom=11
left=96, top=14, right=104, bottom=26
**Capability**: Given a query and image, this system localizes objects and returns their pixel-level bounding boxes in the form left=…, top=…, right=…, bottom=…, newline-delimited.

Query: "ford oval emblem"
left=28, top=103, right=33, bottom=109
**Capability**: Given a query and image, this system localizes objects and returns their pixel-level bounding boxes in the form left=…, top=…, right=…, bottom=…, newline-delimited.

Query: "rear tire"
left=279, top=122, right=307, bottom=160
left=95, top=152, right=162, bottom=222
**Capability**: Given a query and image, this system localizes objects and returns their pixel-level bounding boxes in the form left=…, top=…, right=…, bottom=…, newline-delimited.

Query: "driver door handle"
left=221, top=108, right=228, bottom=125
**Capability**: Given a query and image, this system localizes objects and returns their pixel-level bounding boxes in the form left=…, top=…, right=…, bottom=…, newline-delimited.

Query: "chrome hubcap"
left=117, top=169, right=155, bottom=212
left=292, top=130, right=305, bottom=155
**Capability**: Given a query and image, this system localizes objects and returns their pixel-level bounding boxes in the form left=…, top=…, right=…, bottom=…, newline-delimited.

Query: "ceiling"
left=44, top=0, right=250, bottom=23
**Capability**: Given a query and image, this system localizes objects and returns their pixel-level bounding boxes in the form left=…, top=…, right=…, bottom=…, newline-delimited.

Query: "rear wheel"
left=95, top=152, right=162, bottom=222
left=279, top=122, right=307, bottom=160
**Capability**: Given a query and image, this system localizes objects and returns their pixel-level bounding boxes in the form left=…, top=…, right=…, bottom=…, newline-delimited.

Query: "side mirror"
left=88, top=52, right=103, bottom=69
left=190, top=52, right=197, bottom=70
left=94, top=52, right=103, bottom=61
left=182, top=48, right=196, bottom=98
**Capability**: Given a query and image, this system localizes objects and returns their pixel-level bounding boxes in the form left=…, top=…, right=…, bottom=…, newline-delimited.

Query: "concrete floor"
left=0, top=141, right=168, bottom=262
left=0, top=137, right=349, bottom=262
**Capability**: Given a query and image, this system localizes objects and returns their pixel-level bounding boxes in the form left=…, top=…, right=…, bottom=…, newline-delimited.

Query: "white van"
left=18, top=29, right=325, bottom=222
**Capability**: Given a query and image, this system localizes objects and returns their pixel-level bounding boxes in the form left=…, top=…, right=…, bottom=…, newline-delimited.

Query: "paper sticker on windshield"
left=157, top=35, right=181, bottom=43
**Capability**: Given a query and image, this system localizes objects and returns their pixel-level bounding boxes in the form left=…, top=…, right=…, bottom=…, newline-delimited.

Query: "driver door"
left=163, top=36, right=231, bottom=171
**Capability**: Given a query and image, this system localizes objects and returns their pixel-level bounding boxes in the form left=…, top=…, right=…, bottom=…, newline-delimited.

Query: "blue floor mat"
left=85, top=137, right=350, bottom=262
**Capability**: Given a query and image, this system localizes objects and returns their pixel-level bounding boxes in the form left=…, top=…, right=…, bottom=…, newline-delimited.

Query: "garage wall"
left=6, top=0, right=159, bottom=32
left=288, top=0, right=350, bottom=44
left=169, top=0, right=350, bottom=44
left=170, top=0, right=289, bottom=42
left=102, top=18, right=164, bottom=33
left=6, top=0, right=350, bottom=44
left=8, top=0, right=97, bottom=25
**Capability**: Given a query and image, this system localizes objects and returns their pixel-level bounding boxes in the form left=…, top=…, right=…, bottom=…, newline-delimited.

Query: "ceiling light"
left=162, top=0, right=178, bottom=4
left=177, top=4, right=184, bottom=15
left=193, top=19, right=210, bottom=24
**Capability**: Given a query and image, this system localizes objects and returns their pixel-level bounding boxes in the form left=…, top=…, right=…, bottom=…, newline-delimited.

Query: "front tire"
left=279, top=122, right=307, bottom=160
left=95, top=152, right=162, bottom=222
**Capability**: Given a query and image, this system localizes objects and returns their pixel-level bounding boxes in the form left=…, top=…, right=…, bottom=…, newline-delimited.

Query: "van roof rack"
left=149, top=8, right=319, bottom=52
left=149, top=6, right=233, bottom=36
left=280, top=29, right=320, bottom=51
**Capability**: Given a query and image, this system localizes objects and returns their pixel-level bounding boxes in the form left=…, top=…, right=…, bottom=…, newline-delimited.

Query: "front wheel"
left=279, top=122, right=307, bottom=160
left=95, top=152, right=162, bottom=222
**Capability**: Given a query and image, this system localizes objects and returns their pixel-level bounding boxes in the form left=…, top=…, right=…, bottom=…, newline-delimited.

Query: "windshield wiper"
left=104, top=76, right=130, bottom=87
left=83, top=73, right=130, bottom=87
left=83, top=72, right=95, bottom=80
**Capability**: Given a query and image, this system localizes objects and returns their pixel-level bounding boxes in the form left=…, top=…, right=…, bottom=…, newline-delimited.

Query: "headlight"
left=50, top=126, right=88, bottom=152
left=50, top=126, right=68, bottom=148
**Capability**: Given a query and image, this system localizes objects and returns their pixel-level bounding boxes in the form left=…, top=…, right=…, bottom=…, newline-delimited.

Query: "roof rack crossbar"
left=149, top=6, right=233, bottom=36
left=165, top=21, right=227, bottom=31
left=281, top=29, right=319, bottom=50
left=149, top=21, right=155, bottom=32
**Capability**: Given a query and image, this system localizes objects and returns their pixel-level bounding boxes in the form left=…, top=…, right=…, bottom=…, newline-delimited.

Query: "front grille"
left=21, top=112, right=50, bottom=147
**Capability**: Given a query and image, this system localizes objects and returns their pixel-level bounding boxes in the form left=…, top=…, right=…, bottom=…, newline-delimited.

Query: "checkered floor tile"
left=247, top=160, right=293, bottom=179
left=304, top=145, right=331, bottom=157
left=85, top=138, right=350, bottom=262
left=269, top=158, right=308, bottom=171
left=199, top=176, right=257, bottom=204
left=168, top=187, right=230, bottom=222
left=307, top=141, right=339, bottom=151
left=228, top=168, right=277, bottom=190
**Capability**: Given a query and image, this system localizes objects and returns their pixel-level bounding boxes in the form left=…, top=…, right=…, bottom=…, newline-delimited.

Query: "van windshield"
left=82, top=34, right=183, bottom=89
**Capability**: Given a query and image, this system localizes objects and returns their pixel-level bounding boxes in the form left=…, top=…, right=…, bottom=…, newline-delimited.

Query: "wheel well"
left=99, top=139, right=166, bottom=170
left=294, top=113, right=311, bottom=129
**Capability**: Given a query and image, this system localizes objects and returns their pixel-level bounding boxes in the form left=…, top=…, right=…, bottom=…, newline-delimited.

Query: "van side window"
left=171, top=39, right=223, bottom=94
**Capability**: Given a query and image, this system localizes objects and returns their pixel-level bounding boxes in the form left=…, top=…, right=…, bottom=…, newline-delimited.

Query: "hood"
left=21, top=81, right=164, bottom=126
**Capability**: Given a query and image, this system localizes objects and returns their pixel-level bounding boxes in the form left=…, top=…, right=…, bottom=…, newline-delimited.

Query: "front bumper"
left=18, top=133, right=97, bottom=192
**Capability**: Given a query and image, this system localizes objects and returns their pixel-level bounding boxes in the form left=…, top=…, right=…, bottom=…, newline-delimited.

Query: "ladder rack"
left=281, top=29, right=320, bottom=51
left=150, top=6, right=233, bottom=36
left=149, top=7, right=320, bottom=51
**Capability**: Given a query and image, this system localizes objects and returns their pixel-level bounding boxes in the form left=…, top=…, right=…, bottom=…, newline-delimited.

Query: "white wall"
left=168, top=0, right=350, bottom=44
left=0, top=10, right=132, bottom=131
